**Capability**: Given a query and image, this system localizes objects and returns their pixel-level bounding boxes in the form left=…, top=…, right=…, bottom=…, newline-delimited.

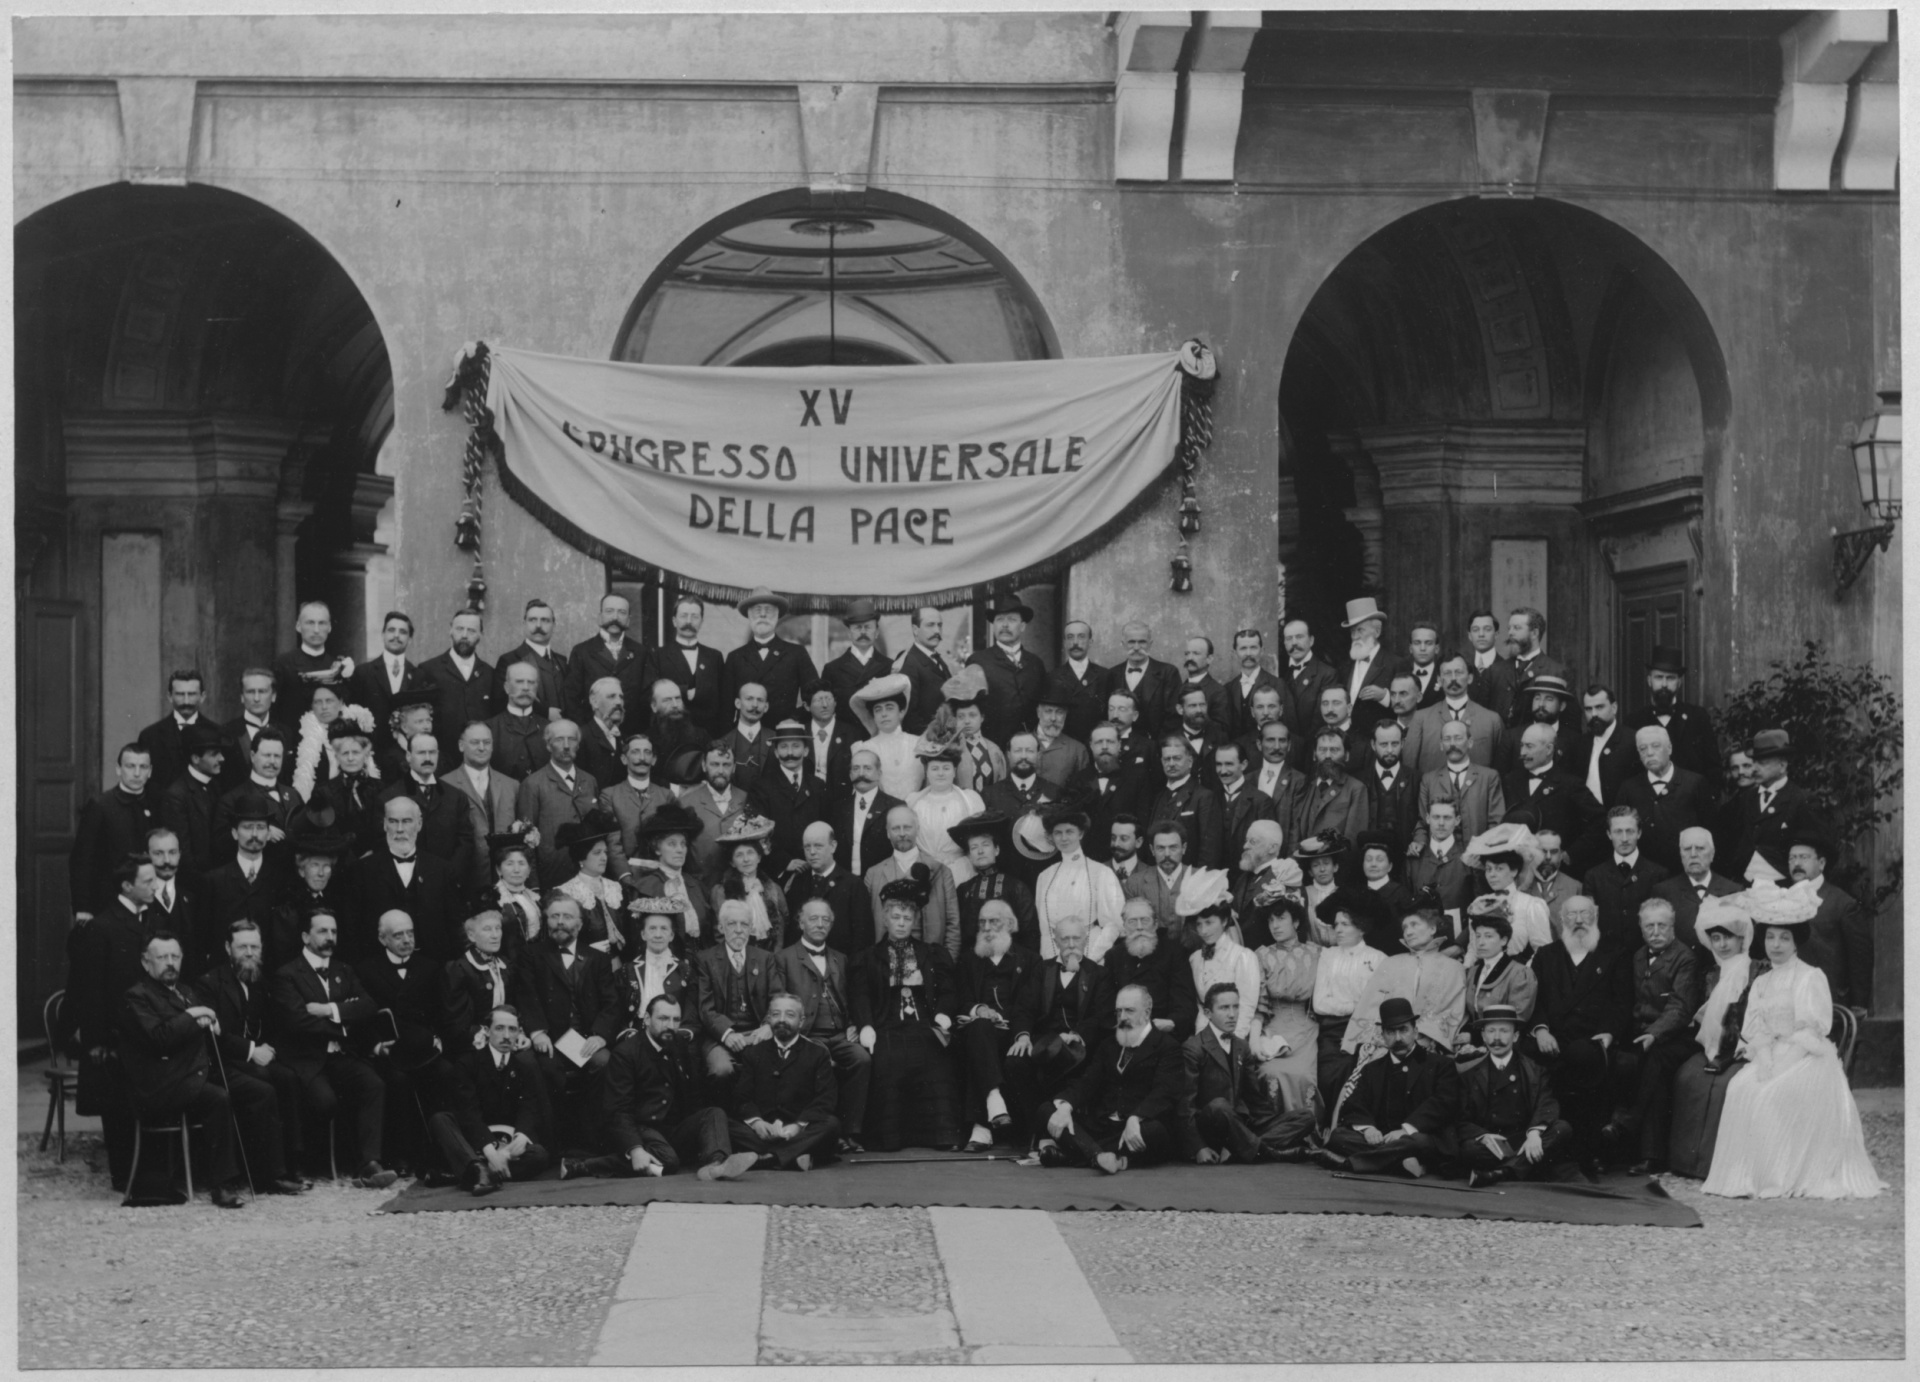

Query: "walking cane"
left=206, top=1027, right=258, bottom=1198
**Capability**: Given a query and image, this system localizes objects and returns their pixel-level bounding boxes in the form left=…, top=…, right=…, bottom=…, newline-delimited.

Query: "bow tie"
left=1651, top=780, right=1669, bottom=796
left=1616, top=859, right=1635, bottom=876
left=803, top=944, right=827, bottom=956
left=1201, top=944, right=1218, bottom=961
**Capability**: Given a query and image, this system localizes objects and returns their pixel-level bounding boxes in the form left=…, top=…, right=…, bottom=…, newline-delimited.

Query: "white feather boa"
left=293, top=703, right=379, bottom=801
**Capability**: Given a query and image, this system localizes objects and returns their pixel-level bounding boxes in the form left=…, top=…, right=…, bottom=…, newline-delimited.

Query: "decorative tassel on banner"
left=443, top=341, right=498, bottom=611
left=1170, top=540, right=1193, bottom=593
left=1170, top=338, right=1217, bottom=592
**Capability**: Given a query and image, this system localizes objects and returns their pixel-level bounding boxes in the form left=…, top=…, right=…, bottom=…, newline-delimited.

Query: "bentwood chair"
left=122, top=1111, right=199, bottom=1207
left=40, top=991, right=78, bottom=1161
left=1831, top=1005, right=1860, bottom=1076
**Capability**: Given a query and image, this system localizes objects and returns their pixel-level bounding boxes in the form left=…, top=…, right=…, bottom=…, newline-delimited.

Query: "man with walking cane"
left=197, top=920, right=312, bottom=1195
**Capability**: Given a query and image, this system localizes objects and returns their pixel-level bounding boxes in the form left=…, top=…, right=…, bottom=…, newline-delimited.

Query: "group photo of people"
left=65, top=584, right=1885, bottom=1205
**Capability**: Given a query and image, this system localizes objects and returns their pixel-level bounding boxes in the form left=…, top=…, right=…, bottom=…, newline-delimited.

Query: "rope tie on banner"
left=442, top=341, right=498, bottom=611
left=441, top=338, right=1221, bottom=610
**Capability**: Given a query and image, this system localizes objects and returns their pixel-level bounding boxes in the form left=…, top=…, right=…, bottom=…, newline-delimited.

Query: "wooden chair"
left=122, top=1112, right=199, bottom=1207
left=39, top=991, right=78, bottom=1161
left=1831, top=1005, right=1859, bottom=1076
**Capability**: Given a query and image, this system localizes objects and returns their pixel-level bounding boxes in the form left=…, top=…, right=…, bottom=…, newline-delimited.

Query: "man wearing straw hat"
left=724, top=587, right=818, bottom=719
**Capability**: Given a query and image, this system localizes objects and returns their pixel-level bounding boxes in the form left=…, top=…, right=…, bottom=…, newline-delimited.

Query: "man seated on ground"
left=269, top=910, right=397, bottom=1188
left=770, top=897, right=871, bottom=1154
left=1101, top=898, right=1199, bottom=1037
left=691, top=899, right=776, bottom=1097
left=429, top=1004, right=552, bottom=1196
left=196, top=921, right=309, bottom=1194
left=1315, top=996, right=1459, bottom=1178
left=727, top=993, right=843, bottom=1171
left=1603, top=897, right=1700, bottom=1176
left=1448, top=1003, right=1575, bottom=1186
left=1181, top=982, right=1316, bottom=1165
left=1003, top=916, right=1113, bottom=1136
left=563, top=995, right=756, bottom=1182
left=117, top=932, right=267, bottom=1208
left=1035, top=984, right=1183, bottom=1174
left=953, top=901, right=1041, bottom=1151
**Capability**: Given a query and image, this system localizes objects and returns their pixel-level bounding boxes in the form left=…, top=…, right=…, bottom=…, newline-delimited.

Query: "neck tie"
left=1618, top=859, right=1634, bottom=877
left=1652, top=778, right=1668, bottom=797
left=1202, top=943, right=1217, bottom=961
left=1529, top=775, right=1543, bottom=795
left=1696, top=884, right=1709, bottom=899
left=1451, top=770, right=1464, bottom=792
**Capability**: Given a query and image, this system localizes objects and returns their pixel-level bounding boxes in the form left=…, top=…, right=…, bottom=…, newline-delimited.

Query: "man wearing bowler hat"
left=749, top=719, right=823, bottom=876
left=1625, top=645, right=1721, bottom=790
left=1315, top=995, right=1459, bottom=1177
left=819, top=597, right=892, bottom=720
left=1335, top=597, right=1408, bottom=741
left=969, top=592, right=1050, bottom=750
left=724, top=587, right=819, bottom=720
left=950, top=811, right=1037, bottom=955
left=1725, top=728, right=1816, bottom=882
left=1447, top=1003, right=1575, bottom=1185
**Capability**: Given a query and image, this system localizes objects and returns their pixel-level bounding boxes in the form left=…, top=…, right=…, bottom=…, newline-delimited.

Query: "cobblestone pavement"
left=16, top=1094, right=1903, bottom=1367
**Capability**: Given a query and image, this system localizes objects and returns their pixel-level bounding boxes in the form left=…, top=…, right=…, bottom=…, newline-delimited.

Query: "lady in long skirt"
left=1667, top=893, right=1762, bottom=1176
left=1308, top=898, right=1385, bottom=1110
left=854, top=867, right=965, bottom=1152
left=1252, top=895, right=1323, bottom=1116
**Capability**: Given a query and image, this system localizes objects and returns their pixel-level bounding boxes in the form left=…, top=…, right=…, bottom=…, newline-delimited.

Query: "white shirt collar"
left=450, top=649, right=476, bottom=675
left=849, top=646, right=873, bottom=664
left=464, top=764, right=491, bottom=789
left=302, top=947, right=331, bottom=971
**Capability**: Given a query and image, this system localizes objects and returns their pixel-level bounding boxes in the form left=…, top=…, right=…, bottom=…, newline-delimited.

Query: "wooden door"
left=18, top=598, right=82, bottom=1035
left=1615, top=564, right=1688, bottom=716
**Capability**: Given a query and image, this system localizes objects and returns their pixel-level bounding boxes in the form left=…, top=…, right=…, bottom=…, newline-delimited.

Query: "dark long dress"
left=854, top=937, right=963, bottom=1151
left=1669, top=958, right=1767, bottom=1178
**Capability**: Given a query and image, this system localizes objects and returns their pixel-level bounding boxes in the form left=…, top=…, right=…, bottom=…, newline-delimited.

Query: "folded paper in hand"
left=553, top=1029, right=591, bottom=1067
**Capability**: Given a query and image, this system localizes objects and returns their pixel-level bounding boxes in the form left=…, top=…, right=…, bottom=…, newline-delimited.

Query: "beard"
left=233, top=958, right=264, bottom=984
left=1115, top=1018, right=1149, bottom=1046
left=1532, top=706, right=1558, bottom=724
left=1124, top=931, right=1157, bottom=958
left=1650, top=687, right=1677, bottom=709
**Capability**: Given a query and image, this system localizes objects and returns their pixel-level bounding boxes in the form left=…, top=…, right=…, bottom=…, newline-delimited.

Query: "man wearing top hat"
left=563, top=592, right=646, bottom=735
left=724, top=587, right=818, bottom=720
left=895, top=605, right=956, bottom=735
left=818, top=598, right=892, bottom=722
left=950, top=812, right=1037, bottom=956
left=206, top=791, right=295, bottom=964
left=748, top=720, right=822, bottom=876
left=1723, top=728, right=1816, bottom=882
left=1625, top=645, right=1721, bottom=790
left=1334, top=597, right=1408, bottom=742
left=969, top=592, right=1050, bottom=750
left=1447, top=1002, right=1574, bottom=1185
left=644, top=593, right=727, bottom=738
left=1315, top=995, right=1459, bottom=1177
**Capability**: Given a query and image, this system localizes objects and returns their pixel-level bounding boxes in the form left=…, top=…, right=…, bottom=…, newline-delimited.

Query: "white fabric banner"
left=483, top=345, right=1188, bottom=599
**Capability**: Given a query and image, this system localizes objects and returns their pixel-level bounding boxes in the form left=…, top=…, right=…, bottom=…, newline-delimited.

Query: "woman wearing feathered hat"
left=623, top=803, right=713, bottom=954
left=906, top=704, right=986, bottom=886
left=709, top=814, right=786, bottom=946
left=1456, top=895, right=1538, bottom=1059
left=853, top=866, right=965, bottom=1153
left=1701, top=880, right=1882, bottom=1198
left=1461, top=822, right=1553, bottom=958
left=1179, top=870, right=1260, bottom=1041
left=554, top=807, right=626, bottom=952
left=849, top=672, right=923, bottom=800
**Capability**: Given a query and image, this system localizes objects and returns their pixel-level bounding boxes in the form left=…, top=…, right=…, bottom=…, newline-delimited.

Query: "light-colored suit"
left=1402, top=698, right=1504, bottom=780
left=1414, top=762, right=1507, bottom=848
left=862, top=851, right=961, bottom=959
left=441, top=765, right=521, bottom=889
left=600, top=777, right=677, bottom=880
left=514, top=762, right=601, bottom=885
left=1121, top=862, right=1189, bottom=939
left=684, top=782, right=752, bottom=886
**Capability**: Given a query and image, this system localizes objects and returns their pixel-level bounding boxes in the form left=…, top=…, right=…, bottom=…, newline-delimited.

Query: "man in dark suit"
left=1615, top=725, right=1717, bottom=873
left=489, top=598, right=567, bottom=720
left=815, top=598, right=890, bottom=725
left=1181, top=982, right=1312, bottom=1163
left=691, top=901, right=778, bottom=1090
left=1171, top=687, right=1226, bottom=792
left=220, top=670, right=288, bottom=788
left=769, top=898, right=870, bottom=1150
left=205, top=795, right=293, bottom=963
left=487, top=662, right=553, bottom=782
left=1148, top=738, right=1225, bottom=871
left=1651, top=827, right=1743, bottom=961
left=1361, top=720, right=1420, bottom=858
left=416, top=608, right=497, bottom=762
left=1605, top=897, right=1700, bottom=1175
left=439, top=912, right=512, bottom=1055
left=1577, top=685, right=1636, bottom=809
left=896, top=605, right=956, bottom=735
left=723, top=993, right=844, bottom=1169
left=273, top=600, right=355, bottom=724
left=1525, top=897, right=1632, bottom=1172
left=379, top=733, right=478, bottom=888
left=1334, top=598, right=1407, bottom=741
left=514, top=721, right=600, bottom=886
left=1064, top=725, right=1153, bottom=862
left=1404, top=619, right=1446, bottom=711
left=563, top=592, right=646, bottom=734
left=1212, top=743, right=1274, bottom=882
left=645, top=593, right=727, bottom=737
left=799, top=681, right=859, bottom=792
left=970, top=593, right=1050, bottom=749
left=1501, top=722, right=1605, bottom=873
left=269, top=910, right=397, bottom=1187
left=1462, top=610, right=1514, bottom=723
left=599, top=734, right=677, bottom=882
left=1624, top=645, right=1721, bottom=790
left=715, top=681, right=774, bottom=793
left=1052, top=620, right=1108, bottom=746
left=645, top=678, right=715, bottom=789
left=195, top=918, right=308, bottom=1193
left=564, top=994, right=752, bottom=1180
left=1723, top=729, right=1817, bottom=882
left=73, top=856, right=160, bottom=1189
left=160, top=725, right=229, bottom=881
left=574, top=677, right=631, bottom=790
left=1004, top=917, right=1113, bottom=1132
left=429, top=1003, right=553, bottom=1195
left=1447, top=1003, right=1574, bottom=1185
left=1102, top=899, right=1199, bottom=1035
left=1501, top=607, right=1573, bottom=729
left=135, top=669, right=212, bottom=797
left=347, top=610, right=428, bottom=733
left=510, top=894, right=619, bottom=1122
left=70, top=744, right=160, bottom=924
left=1037, top=983, right=1184, bottom=1172
left=982, top=732, right=1065, bottom=821
left=786, top=821, right=874, bottom=956
left=953, top=901, right=1042, bottom=1148
left=1102, top=622, right=1183, bottom=741
left=143, top=828, right=210, bottom=974
left=1177, top=636, right=1231, bottom=737
left=826, top=750, right=902, bottom=883
left=1292, top=731, right=1370, bottom=857
left=1103, top=690, right=1159, bottom=776
left=1790, top=830, right=1874, bottom=1012
left=118, top=932, right=270, bottom=1207
left=1583, top=806, right=1672, bottom=953
left=355, top=909, right=454, bottom=1170
left=1405, top=800, right=1474, bottom=924
left=1219, top=629, right=1282, bottom=744
left=355, top=795, right=462, bottom=960
left=1248, top=720, right=1308, bottom=838
left=213, top=727, right=303, bottom=873
left=1317, top=995, right=1459, bottom=1177
left=1498, top=674, right=1583, bottom=780
left=724, top=587, right=819, bottom=720
left=1279, top=618, right=1339, bottom=760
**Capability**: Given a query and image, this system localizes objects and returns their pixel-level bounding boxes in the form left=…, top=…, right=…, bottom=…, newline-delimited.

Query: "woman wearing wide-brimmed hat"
left=623, top=803, right=713, bottom=953
left=1462, top=822, right=1553, bottom=958
left=709, top=814, right=787, bottom=946
left=488, top=827, right=543, bottom=962
left=849, top=672, right=923, bottom=800
left=554, top=807, right=626, bottom=952
left=854, top=867, right=965, bottom=1152
left=1667, top=891, right=1761, bottom=1177
left=906, top=708, right=986, bottom=886
left=1456, top=897, right=1537, bottom=1058
left=1341, top=888, right=1467, bottom=1058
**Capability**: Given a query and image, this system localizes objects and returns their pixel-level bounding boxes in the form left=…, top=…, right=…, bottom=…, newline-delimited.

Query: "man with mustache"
left=1448, top=1003, right=1574, bottom=1185
left=1623, top=645, right=1720, bottom=789
left=1314, top=995, right=1459, bottom=1177
left=1578, top=684, right=1634, bottom=810
left=485, top=661, right=553, bottom=782
left=430, top=1004, right=554, bottom=1196
left=418, top=607, right=498, bottom=763
left=1220, top=627, right=1282, bottom=743
left=1291, top=729, right=1370, bottom=855
left=489, top=598, right=566, bottom=724
left=953, top=901, right=1041, bottom=1150
left=1413, top=719, right=1505, bottom=851
left=1049, top=619, right=1108, bottom=746
left=1064, top=723, right=1150, bottom=861
left=968, top=593, right=1050, bottom=751
left=1497, top=673, right=1581, bottom=779
left=515, top=719, right=600, bottom=887
left=896, top=605, right=954, bottom=736
left=768, top=897, right=870, bottom=1152
left=826, top=749, right=902, bottom=884
left=1616, top=725, right=1717, bottom=873
left=817, top=598, right=891, bottom=726
left=1178, top=635, right=1230, bottom=737
left=576, top=677, right=630, bottom=789
left=1100, top=623, right=1181, bottom=742
left=1403, top=653, right=1502, bottom=780
left=1525, top=895, right=1631, bottom=1176
left=564, top=592, right=645, bottom=735
left=784, top=821, right=874, bottom=956
left=1036, top=984, right=1183, bottom=1174
left=727, top=992, right=843, bottom=1170
left=1099, top=898, right=1197, bottom=1036
left=724, top=587, right=818, bottom=720
left=196, top=919, right=311, bottom=1194
left=644, top=594, right=726, bottom=738
left=347, top=610, right=428, bottom=736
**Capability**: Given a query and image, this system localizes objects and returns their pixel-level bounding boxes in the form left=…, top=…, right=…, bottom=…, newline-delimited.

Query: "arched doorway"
left=1277, top=197, right=1729, bottom=703
left=610, top=189, right=1060, bottom=666
left=15, top=183, right=393, bottom=1024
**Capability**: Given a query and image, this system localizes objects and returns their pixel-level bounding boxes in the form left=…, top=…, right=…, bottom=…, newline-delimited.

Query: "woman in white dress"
left=850, top=673, right=923, bottom=800
left=907, top=738, right=985, bottom=887
left=1251, top=894, right=1323, bottom=1115
left=1703, top=884, right=1882, bottom=1200
left=1310, top=905, right=1384, bottom=1108
left=1462, top=824, right=1553, bottom=958
left=555, top=808, right=626, bottom=953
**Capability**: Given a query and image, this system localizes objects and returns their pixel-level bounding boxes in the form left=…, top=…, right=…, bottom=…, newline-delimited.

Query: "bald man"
left=1650, top=826, right=1742, bottom=960
left=1615, top=725, right=1716, bottom=873
left=1499, top=720, right=1603, bottom=872
left=784, top=821, right=873, bottom=955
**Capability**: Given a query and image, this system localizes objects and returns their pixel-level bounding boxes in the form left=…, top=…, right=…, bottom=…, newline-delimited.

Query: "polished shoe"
left=1093, top=1152, right=1128, bottom=1175
left=1307, top=1147, right=1350, bottom=1171
left=794, top=1153, right=812, bottom=1172
left=265, top=1177, right=310, bottom=1195
left=211, top=1183, right=247, bottom=1209
left=470, top=1171, right=500, bottom=1198
left=965, top=1136, right=994, bottom=1153
left=837, top=1136, right=866, bottom=1155
left=1036, top=1141, right=1067, bottom=1168
left=1400, top=1156, right=1426, bottom=1179
left=699, top=1151, right=758, bottom=1182
left=1264, top=1144, right=1310, bottom=1164
left=1468, top=1168, right=1507, bottom=1189
left=355, top=1162, right=399, bottom=1190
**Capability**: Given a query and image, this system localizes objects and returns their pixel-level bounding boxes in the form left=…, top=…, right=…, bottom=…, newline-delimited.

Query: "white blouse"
left=1312, top=941, right=1385, bottom=1017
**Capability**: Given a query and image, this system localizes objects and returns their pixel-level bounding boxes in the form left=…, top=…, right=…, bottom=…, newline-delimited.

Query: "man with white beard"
left=1037, top=984, right=1184, bottom=1173
left=1098, top=898, right=1197, bottom=1035
left=1525, top=894, right=1631, bottom=1178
